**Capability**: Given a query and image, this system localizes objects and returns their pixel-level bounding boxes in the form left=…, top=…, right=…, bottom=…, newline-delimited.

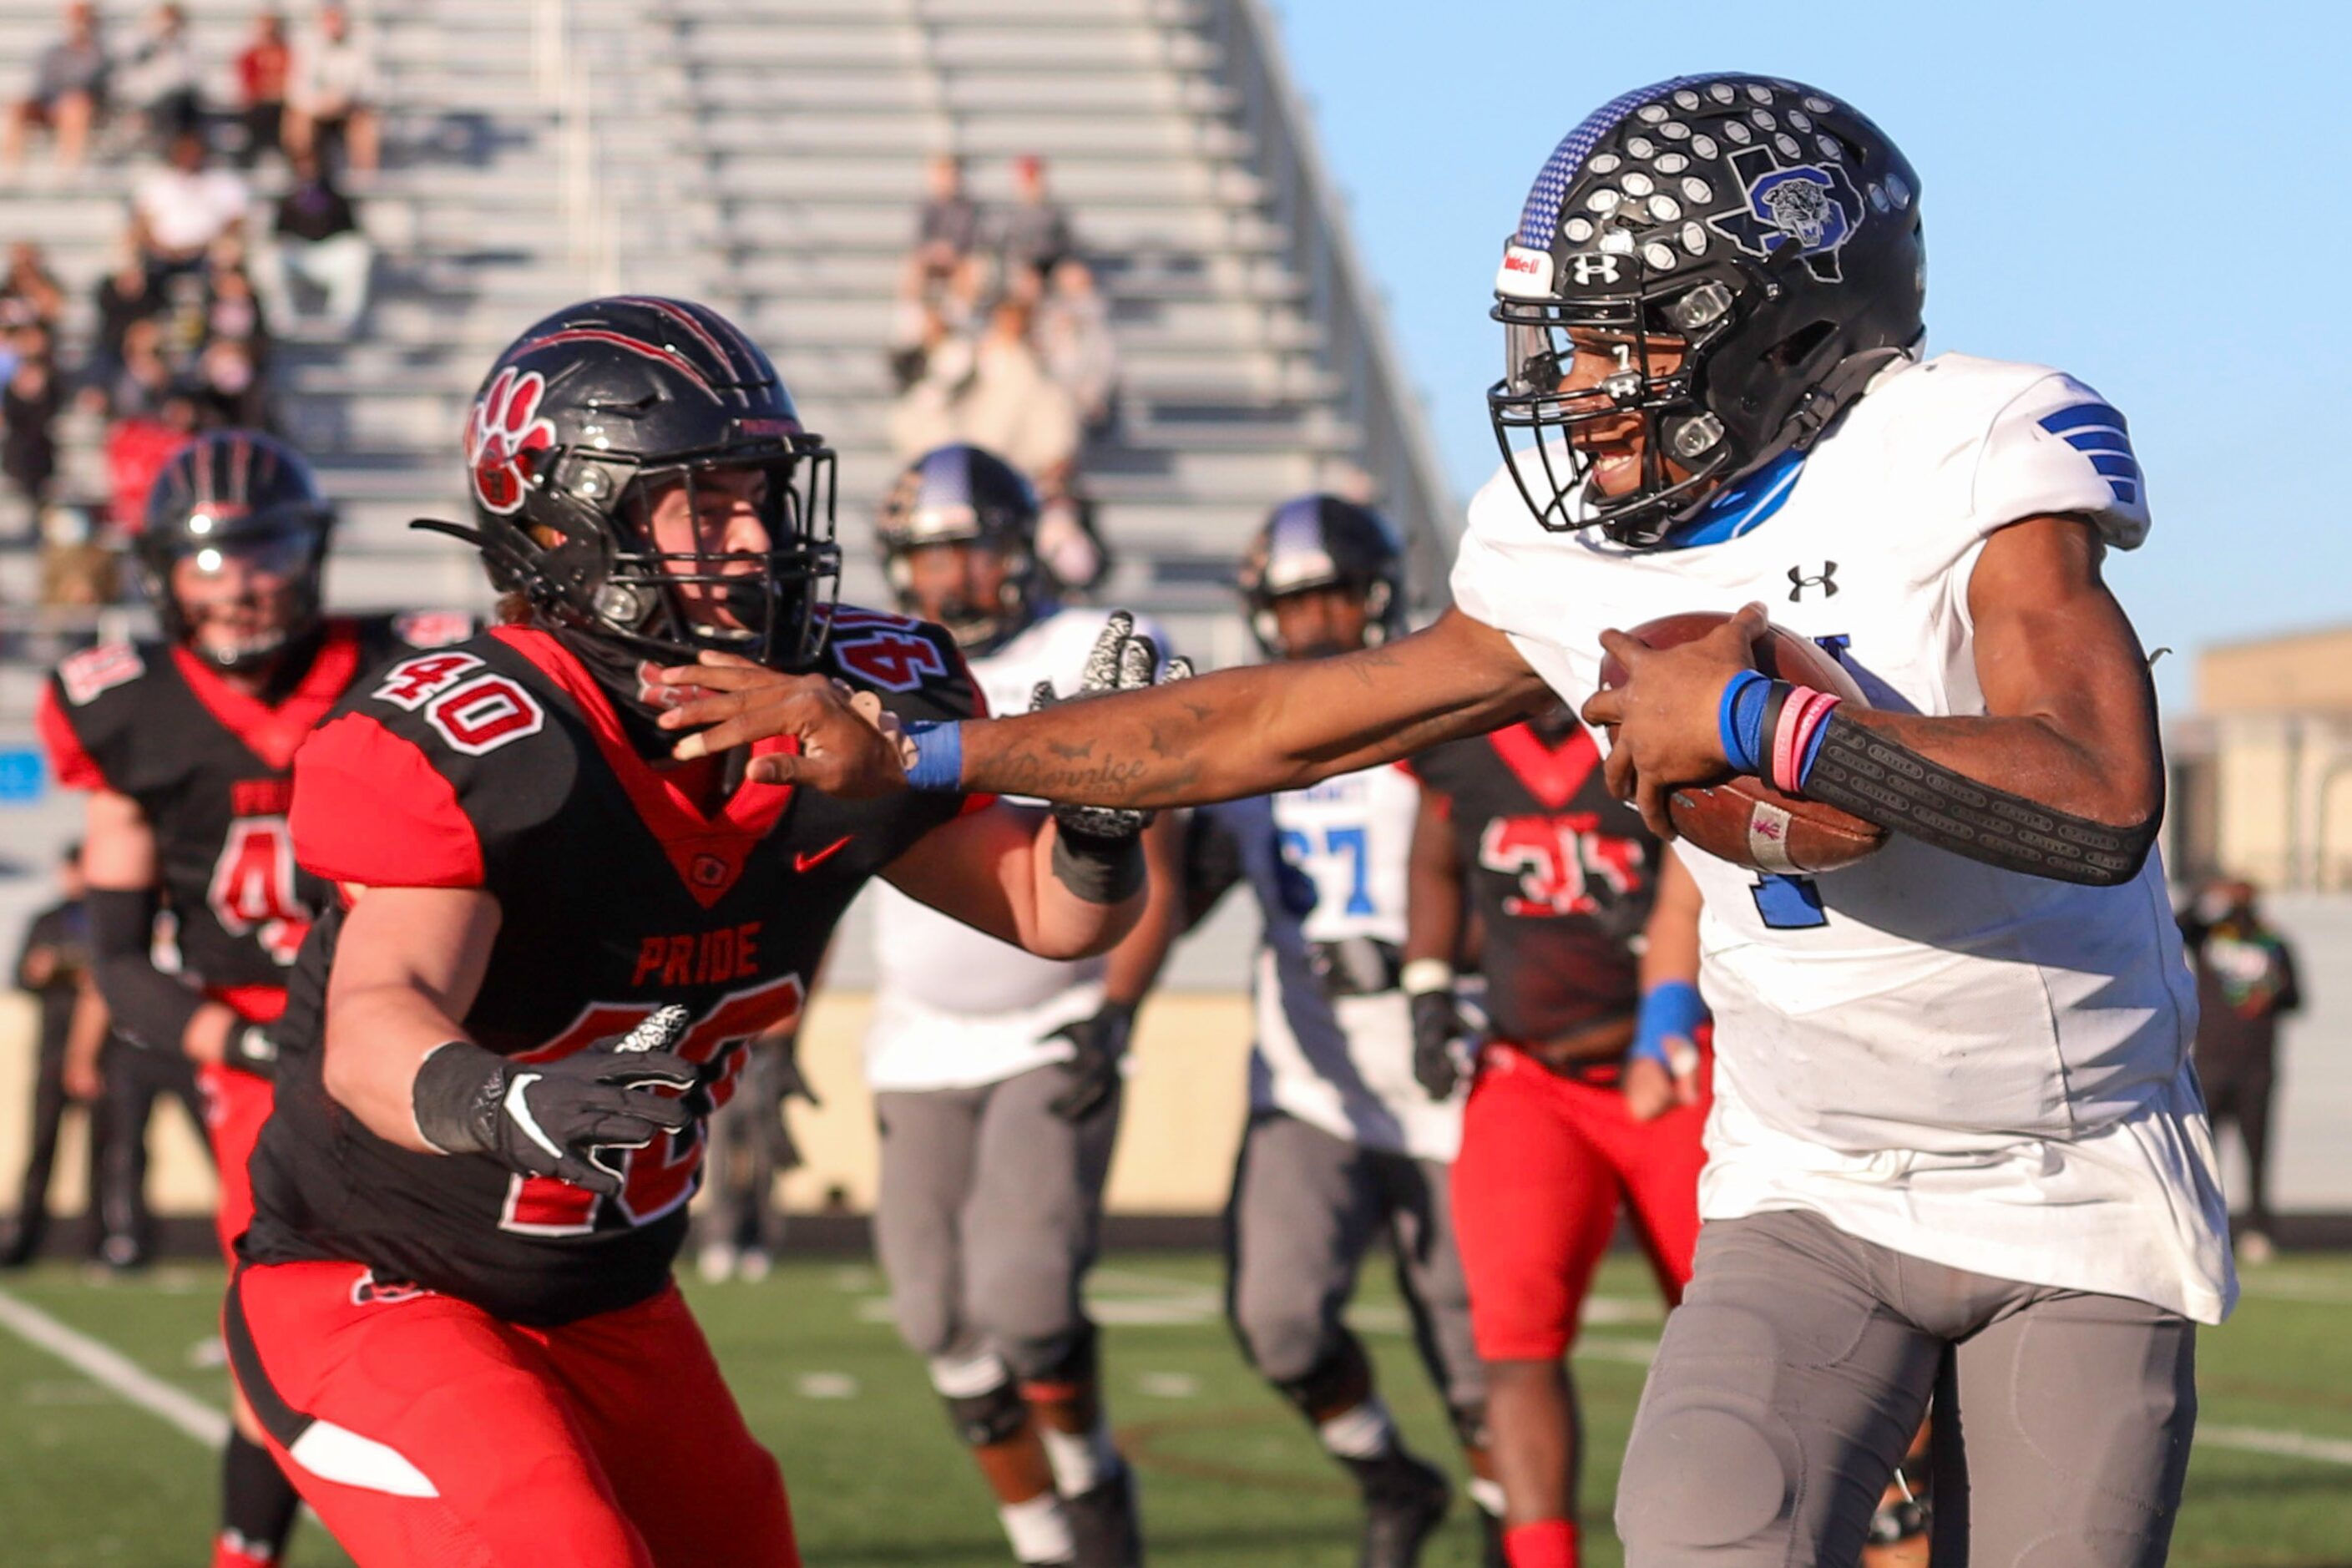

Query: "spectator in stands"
left=105, top=383, right=196, bottom=530
left=999, top=154, right=1076, bottom=291
left=105, top=316, right=174, bottom=421
left=0, top=844, right=109, bottom=1268
left=261, top=148, right=370, bottom=335
left=2180, top=878, right=2303, bottom=1264
left=3, top=321, right=62, bottom=508
left=115, top=3, right=201, bottom=155
left=287, top=3, right=380, bottom=180
left=2, top=242, right=68, bottom=332
left=195, top=336, right=269, bottom=429
left=1036, top=256, right=1116, bottom=431
left=134, top=130, right=251, bottom=273
left=908, top=152, right=981, bottom=291
left=86, top=238, right=159, bottom=394
left=28, top=498, right=122, bottom=665
left=890, top=296, right=1080, bottom=481
left=234, top=10, right=292, bottom=168
left=206, top=255, right=270, bottom=356
left=3, top=1, right=107, bottom=178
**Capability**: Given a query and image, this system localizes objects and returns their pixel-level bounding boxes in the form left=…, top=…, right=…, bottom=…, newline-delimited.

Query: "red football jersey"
left=245, top=612, right=985, bottom=1325
left=1410, top=721, right=1660, bottom=1044
left=37, top=614, right=473, bottom=1012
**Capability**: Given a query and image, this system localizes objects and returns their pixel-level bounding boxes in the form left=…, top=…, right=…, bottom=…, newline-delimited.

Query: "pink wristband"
left=1773, top=688, right=1841, bottom=793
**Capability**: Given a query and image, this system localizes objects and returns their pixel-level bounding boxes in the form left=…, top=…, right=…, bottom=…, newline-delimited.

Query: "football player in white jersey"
left=1184, top=498, right=1501, bottom=1568
left=862, top=445, right=1186, bottom=1568
left=658, top=73, right=2225, bottom=1568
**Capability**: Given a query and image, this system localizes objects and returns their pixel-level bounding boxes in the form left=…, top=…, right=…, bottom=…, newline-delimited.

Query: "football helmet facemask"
left=1489, top=74, right=1925, bottom=546
left=876, top=443, right=1044, bottom=654
left=1237, top=494, right=1408, bottom=659
left=427, top=296, right=841, bottom=668
left=136, top=430, right=336, bottom=670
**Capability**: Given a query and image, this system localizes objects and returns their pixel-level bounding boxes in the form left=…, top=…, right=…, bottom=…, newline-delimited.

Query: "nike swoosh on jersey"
left=795, top=836, right=853, bottom=873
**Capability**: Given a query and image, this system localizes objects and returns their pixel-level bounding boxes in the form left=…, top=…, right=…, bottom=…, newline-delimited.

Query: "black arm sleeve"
left=84, top=885, right=206, bottom=1054
left=1803, top=712, right=2158, bottom=888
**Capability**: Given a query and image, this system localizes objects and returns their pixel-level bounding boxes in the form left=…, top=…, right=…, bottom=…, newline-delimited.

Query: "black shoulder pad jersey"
left=246, top=610, right=984, bottom=1325
left=37, top=612, right=477, bottom=1013
left=1410, top=721, right=1658, bottom=1044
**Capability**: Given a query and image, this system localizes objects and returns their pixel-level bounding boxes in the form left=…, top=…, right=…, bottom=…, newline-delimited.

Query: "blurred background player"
left=2180, top=878, right=2302, bottom=1263
left=0, top=841, right=112, bottom=1268
left=695, top=1016, right=815, bottom=1284
left=1183, top=495, right=1500, bottom=1568
left=864, top=443, right=1183, bottom=1568
left=1402, top=710, right=1708, bottom=1568
left=34, top=430, right=469, bottom=1568
left=230, top=298, right=1176, bottom=1566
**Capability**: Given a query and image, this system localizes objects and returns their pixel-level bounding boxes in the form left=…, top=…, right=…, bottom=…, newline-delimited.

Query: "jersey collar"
left=170, top=620, right=360, bottom=772
left=493, top=626, right=802, bottom=909
left=1657, top=448, right=1808, bottom=549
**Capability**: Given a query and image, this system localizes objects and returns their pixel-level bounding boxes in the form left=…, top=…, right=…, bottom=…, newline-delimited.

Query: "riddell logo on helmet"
left=1493, top=243, right=1555, bottom=299
left=466, top=367, right=559, bottom=516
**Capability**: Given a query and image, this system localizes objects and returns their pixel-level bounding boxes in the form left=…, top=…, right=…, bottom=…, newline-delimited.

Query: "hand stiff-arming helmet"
left=137, top=429, right=335, bottom=669
left=1488, top=73, right=1925, bottom=546
left=876, top=443, right=1044, bottom=652
left=1237, top=494, right=1408, bottom=657
left=425, top=296, right=842, bottom=667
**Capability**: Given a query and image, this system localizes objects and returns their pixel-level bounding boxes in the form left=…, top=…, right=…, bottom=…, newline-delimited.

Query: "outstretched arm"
left=881, top=802, right=1146, bottom=961
left=658, top=609, right=1553, bottom=809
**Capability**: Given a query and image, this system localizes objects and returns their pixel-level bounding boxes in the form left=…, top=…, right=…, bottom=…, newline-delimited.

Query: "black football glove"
left=225, top=1024, right=279, bottom=1081
left=1047, top=1001, right=1135, bottom=1122
left=411, top=1005, right=701, bottom=1196
left=1027, top=610, right=1195, bottom=847
left=1409, top=989, right=1474, bottom=1101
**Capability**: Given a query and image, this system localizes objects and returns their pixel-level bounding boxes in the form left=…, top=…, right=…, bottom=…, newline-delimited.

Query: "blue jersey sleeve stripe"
left=2036, top=402, right=2131, bottom=438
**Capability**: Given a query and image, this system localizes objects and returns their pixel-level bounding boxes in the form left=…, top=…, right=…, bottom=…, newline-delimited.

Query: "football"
left=1598, top=612, right=1888, bottom=874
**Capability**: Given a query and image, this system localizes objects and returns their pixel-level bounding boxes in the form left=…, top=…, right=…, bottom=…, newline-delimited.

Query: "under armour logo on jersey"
left=2036, top=402, right=2142, bottom=507
left=1788, top=562, right=1839, bottom=601
left=1569, top=253, right=1622, bottom=286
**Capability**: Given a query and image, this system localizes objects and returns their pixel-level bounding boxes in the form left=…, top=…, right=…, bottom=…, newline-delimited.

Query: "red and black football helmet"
left=425, top=296, right=842, bottom=668
left=1237, top=493, right=1407, bottom=658
left=875, top=443, right=1043, bottom=652
left=136, top=429, right=336, bottom=669
left=1488, top=74, right=1925, bottom=545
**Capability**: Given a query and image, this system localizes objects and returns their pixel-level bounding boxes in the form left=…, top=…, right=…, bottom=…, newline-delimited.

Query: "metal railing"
left=535, top=0, right=620, bottom=294
left=1201, top=0, right=1460, bottom=606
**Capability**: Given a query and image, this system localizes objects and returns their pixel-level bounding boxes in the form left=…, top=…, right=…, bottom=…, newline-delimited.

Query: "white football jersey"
left=1451, top=352, right=2233, bottom=1323
left=863, top=606, right=1166, bottom=1092
left=1205, top=761, right=1461, bottom=1162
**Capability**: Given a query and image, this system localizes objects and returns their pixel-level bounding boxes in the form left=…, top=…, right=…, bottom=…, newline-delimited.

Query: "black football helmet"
left=1237, top=494, right=1408, bottom=658
left=135, top=430, right=335, bottom=669
left=424, top=296, right=841, bottom=667
left=1489, top=74, right=1925, bottom=545
left=876, top=443, right=1043, bottom=652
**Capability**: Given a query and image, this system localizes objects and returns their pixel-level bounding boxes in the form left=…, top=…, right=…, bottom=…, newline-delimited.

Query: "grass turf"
left=1, top=1252, right=2348, bottom=1565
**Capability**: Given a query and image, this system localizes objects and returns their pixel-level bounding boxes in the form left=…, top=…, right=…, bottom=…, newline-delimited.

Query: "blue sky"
left=1267, top=0, right=2352, bottom=710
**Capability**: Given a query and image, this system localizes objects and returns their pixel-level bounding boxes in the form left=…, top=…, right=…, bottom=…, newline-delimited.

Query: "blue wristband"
left=1717, top=670, right=1773, bottom=775
left=902, top=720, right=965, bottom=792
left=1630, top=979, right=1707, bottom=1069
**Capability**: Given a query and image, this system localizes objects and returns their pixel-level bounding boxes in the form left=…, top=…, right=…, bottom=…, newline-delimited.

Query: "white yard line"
left=0, top=1285, right=229, bottom=1448
left=2199, top=1424, right=2352, bottom=1468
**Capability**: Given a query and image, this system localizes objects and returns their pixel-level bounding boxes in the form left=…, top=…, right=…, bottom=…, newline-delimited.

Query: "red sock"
left=1505, top=1517, right=1580, bottom=1568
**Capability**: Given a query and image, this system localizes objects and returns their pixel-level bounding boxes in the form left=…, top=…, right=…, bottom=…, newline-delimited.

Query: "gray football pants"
left=1616, top=1208, right=2197, bottom=1567
left=1225, top=1110, right=1485, bottom=1414
left=873, top=1062, right=1121, bottom=1382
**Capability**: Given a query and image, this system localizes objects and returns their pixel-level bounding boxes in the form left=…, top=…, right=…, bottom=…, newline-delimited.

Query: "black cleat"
left=1358, top=1453, right=1451, bottom=1568
left=1066, top=1459, right=1143, bottom=1568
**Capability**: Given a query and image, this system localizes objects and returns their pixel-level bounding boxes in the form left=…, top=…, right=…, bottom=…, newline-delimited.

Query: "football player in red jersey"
left=35, top=429, right=471, bottom=1568
left=1404, top=708, right=1708, bottom=1568
left=225, top=297, right=1167, bottom=1568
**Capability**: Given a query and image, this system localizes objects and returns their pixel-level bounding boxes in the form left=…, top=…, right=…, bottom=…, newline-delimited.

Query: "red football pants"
left=1451, top=1043, right=1712, bottom=1363
left=226, top=1261, right=799, bottom=1568
left=199, top=984, right=286, bottom=1267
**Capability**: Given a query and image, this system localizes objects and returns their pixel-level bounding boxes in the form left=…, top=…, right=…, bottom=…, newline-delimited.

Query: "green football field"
left=2, top=1251, right=2348, bottom=1566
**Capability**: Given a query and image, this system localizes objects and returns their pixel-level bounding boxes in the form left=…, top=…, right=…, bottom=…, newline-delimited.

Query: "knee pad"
left=929, top=1352, right=1028, bottom=1449
left=1271, top=1331, right=1372, bottom=1419
left=1615, top=1392, right=1793, bottom=1552
left=1012, top=1321, right=1097, bottom=1403
left=1447, top=1399, right=1490, bottom=1454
